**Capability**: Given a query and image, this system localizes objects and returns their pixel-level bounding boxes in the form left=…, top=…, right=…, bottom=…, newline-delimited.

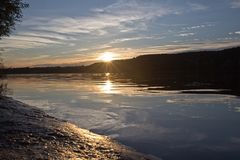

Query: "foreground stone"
left=0, top=97, right=159, bottom=160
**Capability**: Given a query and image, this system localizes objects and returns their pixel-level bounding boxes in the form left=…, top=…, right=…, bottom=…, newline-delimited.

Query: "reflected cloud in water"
left=6, top=73, right=240, bottom=160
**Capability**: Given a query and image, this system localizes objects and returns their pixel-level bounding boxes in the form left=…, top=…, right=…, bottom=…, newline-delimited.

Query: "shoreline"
left=0, top=96, right=159, bottom=160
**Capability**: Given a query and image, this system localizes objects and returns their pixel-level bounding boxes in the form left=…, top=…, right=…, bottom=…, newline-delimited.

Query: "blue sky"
left=1, top=0, right=240, bottom=67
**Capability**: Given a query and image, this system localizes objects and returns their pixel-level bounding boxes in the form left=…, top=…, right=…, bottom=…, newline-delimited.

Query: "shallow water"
left=6, top=73, right=240, bottom=160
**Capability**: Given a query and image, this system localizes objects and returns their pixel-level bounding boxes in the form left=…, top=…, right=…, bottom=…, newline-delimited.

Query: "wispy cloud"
left=73, top=44, right=113, bottom=55
left=0, top=30, right=78, bottom=51
left=0, top=0, right=215, bottom=53
left=0, top=35, right=61, bottom=50
left=21, top=0, right=178, bottom=36
left=110, top=36, right=164, bottom=44
left=188, top=3, right=208, bottom=11
left=0, top=0, right=180, bottom=51
left=14, top=55, right=50, bottom=61
left=182, top=24, right=213, bottom=30
left=178, top=33, right=195, bottom=37
left=2, top=0, right=239, bottom=68
left=235, top=31, right=240, bottom=34
left=75, top=40, right=240, bottom=61
left=17, top=31, right=77, bottom=41
left=231, top=0, right=240, bottom=8
left=5, top=52, right=98, bottom=68
left=5, top=40, right=240, bottom=68
left=229, top=31, right=240, bottom=35
left=137, top=41, right=240, bottom=55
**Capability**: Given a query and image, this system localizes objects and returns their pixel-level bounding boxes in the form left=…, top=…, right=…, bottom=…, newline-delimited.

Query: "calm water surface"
left=7, top=74, right=240, bottom=160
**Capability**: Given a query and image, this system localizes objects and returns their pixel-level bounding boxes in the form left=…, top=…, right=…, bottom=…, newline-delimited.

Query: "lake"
left=6, top=73, right=240, bottom=160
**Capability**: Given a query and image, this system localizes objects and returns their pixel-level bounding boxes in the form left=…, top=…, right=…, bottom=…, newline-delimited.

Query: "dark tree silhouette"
left=0, top=0, right=29, bottom=38
left=0, top=0, right=28, bottom=96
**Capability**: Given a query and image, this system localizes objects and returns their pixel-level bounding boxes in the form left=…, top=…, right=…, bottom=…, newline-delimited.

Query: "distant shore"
left=0, top=96, right=158, bottom=160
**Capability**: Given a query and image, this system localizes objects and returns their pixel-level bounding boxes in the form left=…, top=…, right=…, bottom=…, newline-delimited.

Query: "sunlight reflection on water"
left=101, top=80, right=113, bottom=94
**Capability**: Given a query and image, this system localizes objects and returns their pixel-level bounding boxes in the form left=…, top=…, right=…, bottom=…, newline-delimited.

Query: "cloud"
left=21, top=0, right=177, bottom=36
left=188, top=3, right=208, bottom=11
left=235, top=31, right=240, bottom=34
left=14, top=55, right=50, bottom=61
left=3, top=0, right=213, bottom=53
left=182, top=24, right=209, bottom=30
left=72, top=44, right=113, bottom=55
left=5, top=53, right=97, bottom=68
left=229, top=31, right=240, bottom=35
left=135, top=40, right=240, bottom=55
left=75, top=40, right=240, bottom=63
left=5, top=39, right=240, bottom=68
left=231, top=0, right=240, bottom=8
left=3, top=0, right=239, bottom=68
left=110, top=36, right=164, bottom=44
left=96, top=0, right=175, bottom=20
left=17, top=31, right=77, bottom=41
left=0, top=0, right=180, bottom=52
left=0, top=34, right=62, bottom=50
left=178, top=33, right=195, bottom=37
left=0, top=30, right=79, bottom=51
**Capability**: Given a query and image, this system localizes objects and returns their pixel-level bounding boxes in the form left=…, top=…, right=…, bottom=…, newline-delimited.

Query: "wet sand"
left=0, top=96, right=159, bottom=160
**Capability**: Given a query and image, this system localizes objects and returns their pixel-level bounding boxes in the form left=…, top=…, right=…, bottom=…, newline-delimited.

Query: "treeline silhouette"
left=2, top=47, right=240, bottom=75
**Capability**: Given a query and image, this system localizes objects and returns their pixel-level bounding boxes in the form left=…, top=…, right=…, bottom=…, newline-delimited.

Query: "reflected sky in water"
left=7, top=74, right=240, bottom=160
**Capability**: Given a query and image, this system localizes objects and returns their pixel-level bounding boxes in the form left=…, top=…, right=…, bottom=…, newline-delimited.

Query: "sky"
left=1, top=0, right=240, bottom=67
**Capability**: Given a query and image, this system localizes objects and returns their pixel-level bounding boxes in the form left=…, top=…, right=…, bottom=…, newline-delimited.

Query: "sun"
left=99, top=52, right=114, bottom=62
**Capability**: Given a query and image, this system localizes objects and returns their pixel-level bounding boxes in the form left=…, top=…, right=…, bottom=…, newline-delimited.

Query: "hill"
left=2, top=47, right=240, bottom=75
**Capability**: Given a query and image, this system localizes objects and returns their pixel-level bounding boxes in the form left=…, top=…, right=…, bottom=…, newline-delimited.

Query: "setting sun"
left=99, top=52, right=115, bottom=62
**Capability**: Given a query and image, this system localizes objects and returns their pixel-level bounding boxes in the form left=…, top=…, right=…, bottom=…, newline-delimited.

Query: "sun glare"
left=99, top=52, right=114, bottom=62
